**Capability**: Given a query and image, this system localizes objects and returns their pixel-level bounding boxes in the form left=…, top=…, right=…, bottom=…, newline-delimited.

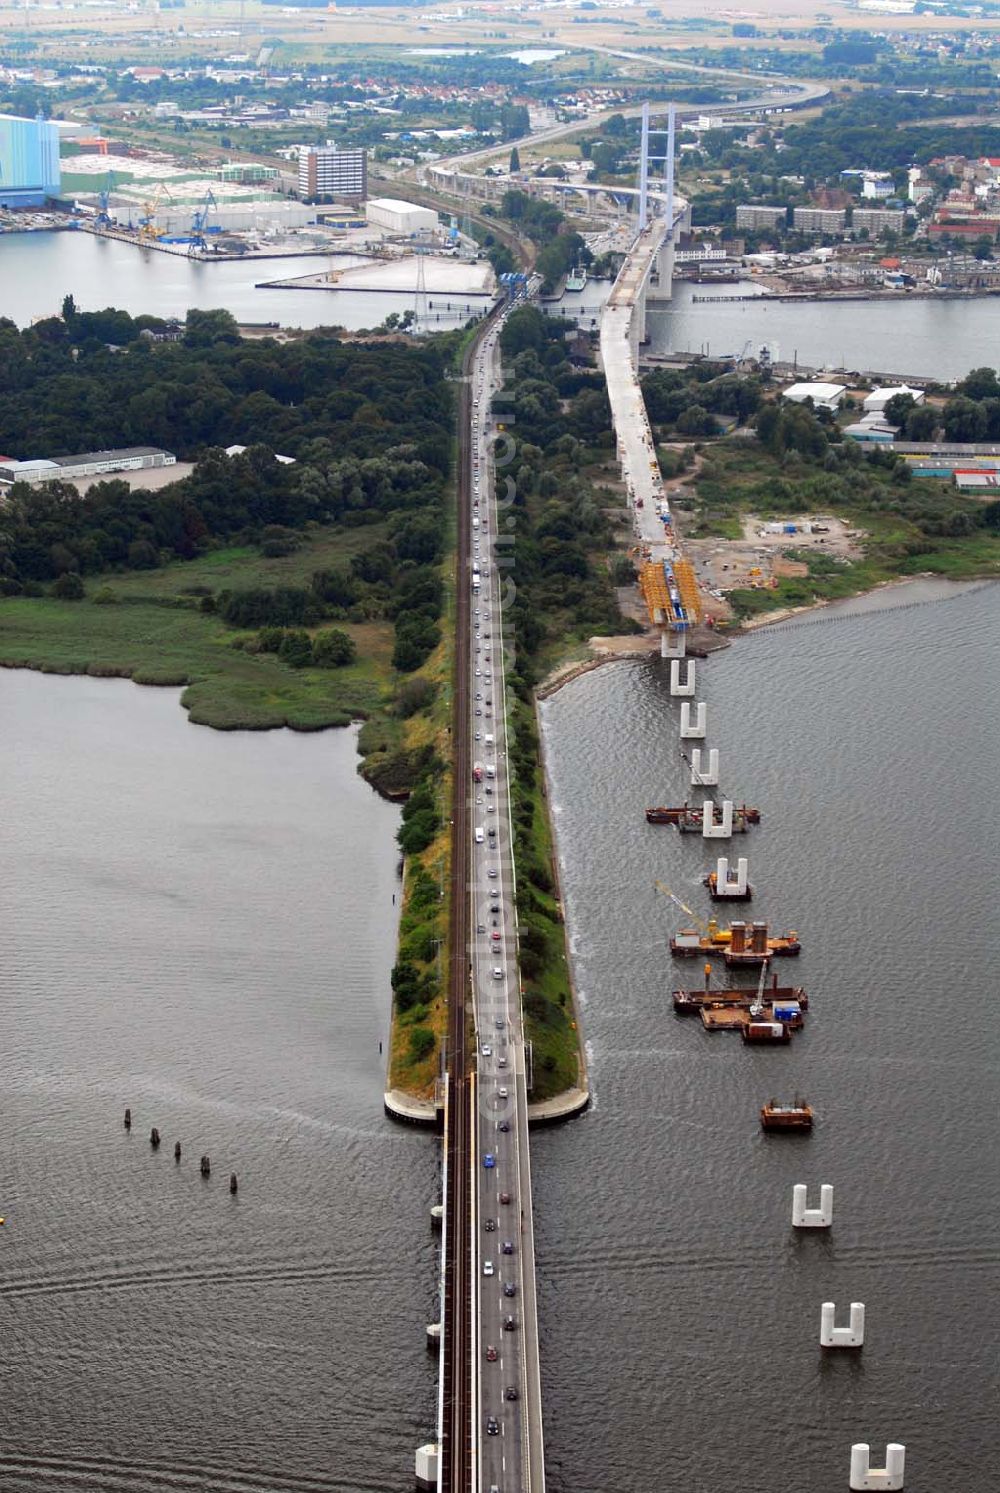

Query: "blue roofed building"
left=0, top=114, right=62, bottom=208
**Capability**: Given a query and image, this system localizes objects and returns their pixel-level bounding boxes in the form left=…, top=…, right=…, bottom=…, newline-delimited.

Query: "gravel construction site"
left=680, top=514, right=865, bottom=601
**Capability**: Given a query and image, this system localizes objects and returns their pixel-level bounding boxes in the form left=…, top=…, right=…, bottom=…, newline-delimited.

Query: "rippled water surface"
left=0, top=672, right=437, bottom=1493
left=5, top=583, right=1000, bottom=1492
left=535, top=582, right=1000, bottom=1492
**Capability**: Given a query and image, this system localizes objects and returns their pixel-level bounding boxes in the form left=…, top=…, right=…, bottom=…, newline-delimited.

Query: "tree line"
left=0, top=309, right=457, bottom=675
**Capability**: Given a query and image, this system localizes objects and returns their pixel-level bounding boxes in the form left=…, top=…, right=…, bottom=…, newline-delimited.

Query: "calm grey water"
left=7, top=232, right=997, bottom=381
left=0, top=672, right=439, bottom=1493
left=536, top=580, right=1000, bottom=1492
left=4, top=592, right=1000, bottom=1493
left=0, top=231, right=490, bottom=332
left=648, top=281, right=1000, bottom=381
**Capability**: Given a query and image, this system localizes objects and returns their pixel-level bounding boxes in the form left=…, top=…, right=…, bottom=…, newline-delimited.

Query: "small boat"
left=742, top=1020, right=790, bottom=1044
left=760, top=1098, right=813, bottom=1131
left=565, top=265, right=588, bottom=292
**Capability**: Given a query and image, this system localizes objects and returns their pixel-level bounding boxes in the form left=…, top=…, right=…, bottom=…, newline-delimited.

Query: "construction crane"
left=654, top=881, right=720, bottom=938
left=750, top=956, right=771, bottom=1018
left=95, top=170, right=116, bottom=229
left=137, top=181, right=173, bottom=240
left=188, top=188, right=217, bottom=254
left=678, top=747, right=742, bottom=802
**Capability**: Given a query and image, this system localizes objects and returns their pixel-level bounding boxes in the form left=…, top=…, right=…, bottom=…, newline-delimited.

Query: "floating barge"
left=760, top=1099, right=814, bottom=1131
left=670, top=920, right=801, bottom=964
left=646, top=803, right=761, bottom=832
left=673, top=968, right=806, bottom=1040
left=673, top=984, right=807, bottom=1016
left=703, top=868, right=753, bottom=902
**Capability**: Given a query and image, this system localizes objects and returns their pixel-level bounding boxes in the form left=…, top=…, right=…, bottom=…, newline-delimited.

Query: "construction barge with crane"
left=655, top=886, right=798, bottom=965
left=670, top=919, right=801, bottom=964
left=672, top=955, right=808, bottom=1041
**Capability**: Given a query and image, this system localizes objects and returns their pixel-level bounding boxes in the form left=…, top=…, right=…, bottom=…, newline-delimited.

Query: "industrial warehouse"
left=0, top=448, right=176, bottom=488
left=0, top=113, right=64, bottom=208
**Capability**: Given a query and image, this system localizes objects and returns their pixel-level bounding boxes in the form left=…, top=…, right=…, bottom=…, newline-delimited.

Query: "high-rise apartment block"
left=297, top=146, right=367, bottom=203
left=735, top=204, right=787, bottom=231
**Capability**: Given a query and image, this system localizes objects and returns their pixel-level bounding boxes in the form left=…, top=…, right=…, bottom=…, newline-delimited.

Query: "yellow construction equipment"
left=673, top=557, right=702, bottom=623
left=638, top=560, right=671, bottom=625
left=654, top=881, right=729, bottom=943
left=138, top=182, right=173, bottom=239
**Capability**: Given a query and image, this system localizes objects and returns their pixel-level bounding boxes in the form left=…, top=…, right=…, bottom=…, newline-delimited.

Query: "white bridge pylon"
left=850, top=1444, right=905, bottom=1491
left=679, top=702, right=707, bottom=739
left=670, top=658, right=695, bottom=696
left=690, top=748, right=719, bottom=786
left=701, top=799, right=733, bottom=839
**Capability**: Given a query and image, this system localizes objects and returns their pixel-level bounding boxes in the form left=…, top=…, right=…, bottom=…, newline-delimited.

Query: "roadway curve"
left=429, top=57, right=829, bottom=177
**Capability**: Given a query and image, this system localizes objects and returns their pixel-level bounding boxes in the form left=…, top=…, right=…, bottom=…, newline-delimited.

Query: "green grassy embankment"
left=507, top=696, right=581, bottom=1103
left=0, top=530, right=395, bottom=731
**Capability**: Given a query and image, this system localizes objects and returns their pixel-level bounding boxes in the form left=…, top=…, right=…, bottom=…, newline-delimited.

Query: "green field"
left=0, top=530, right=396, bottom=731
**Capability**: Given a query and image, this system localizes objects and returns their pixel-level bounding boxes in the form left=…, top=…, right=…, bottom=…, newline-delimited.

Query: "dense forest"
left=0, top=308, right=457, bottom=673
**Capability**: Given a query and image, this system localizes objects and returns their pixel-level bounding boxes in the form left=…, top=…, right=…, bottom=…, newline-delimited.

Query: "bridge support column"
left=661, top=630, right=686, bottom=660
left=792, top=1183, right=833, bottom=1229
left=714, top=855, right=748, bottom=896
left=647, top=234, right=675, bottom=303
left=679, top=702, right=706, bottom=738
left=850, top=1445, right=905, bottom=1491
left=690, top=747, right=718, bottom=785
left=670, top=658, right=695, bottom=695
left=415, top=1443, right=439, bottom=1491
left=702, top=799, right=733, bottom=839
left=821, top=1301, right=865, bottom=1350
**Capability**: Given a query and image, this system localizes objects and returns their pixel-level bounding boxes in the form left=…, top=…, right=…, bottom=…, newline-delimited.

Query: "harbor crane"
left=188, top=188, right=217, bottom=254
left=138, top=182, right=173, bottom=240
left=95, top=170, right=116, bottom=229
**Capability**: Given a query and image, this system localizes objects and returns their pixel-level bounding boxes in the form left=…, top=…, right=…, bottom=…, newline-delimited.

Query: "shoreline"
left=531, top=575, right=992, bottom=702
left=690, top=286, right=1000, bottom=305
left=735, top=573, right=994, bottom=631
